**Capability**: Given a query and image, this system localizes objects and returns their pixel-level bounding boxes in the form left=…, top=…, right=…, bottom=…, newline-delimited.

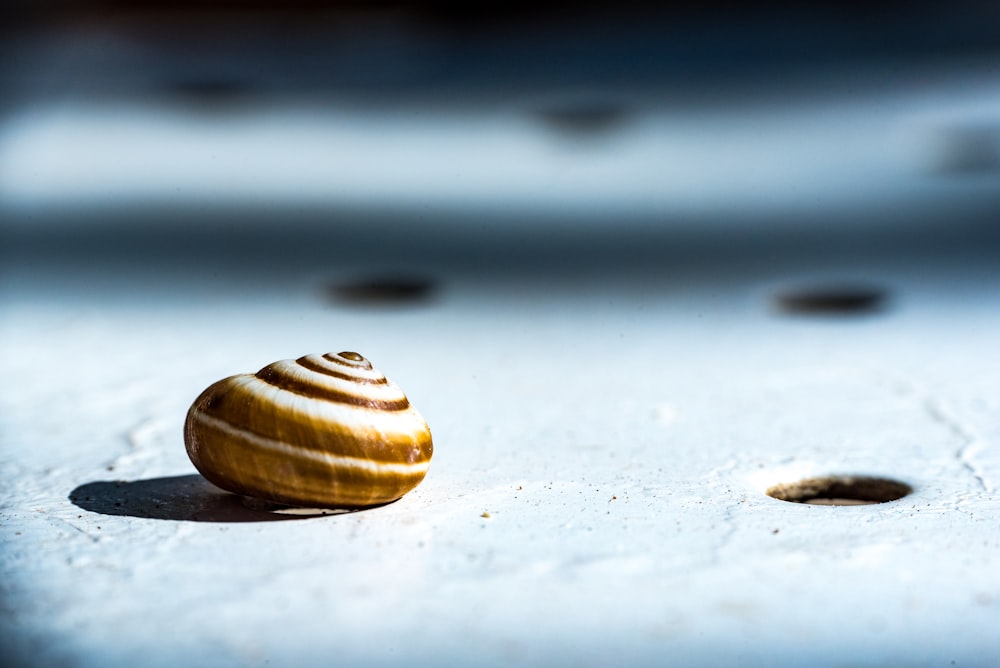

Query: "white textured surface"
left=2, top=253, right=999, bottom=667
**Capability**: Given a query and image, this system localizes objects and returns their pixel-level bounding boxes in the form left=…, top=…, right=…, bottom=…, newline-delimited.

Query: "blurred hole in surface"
left=328, top=275, right=437, bottom=306
left=534, top=98, right=633, bottom=138
left=926, top=124, right=1000, bottom=175
left=164, top=76, right=259, bottom=109
left=773, top=284, right=887, bottom=315
left=766, top=475, right=913, bottom=506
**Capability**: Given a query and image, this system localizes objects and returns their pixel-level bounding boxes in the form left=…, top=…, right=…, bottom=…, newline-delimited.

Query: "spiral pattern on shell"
left=184, top=352, right=433, bottom=508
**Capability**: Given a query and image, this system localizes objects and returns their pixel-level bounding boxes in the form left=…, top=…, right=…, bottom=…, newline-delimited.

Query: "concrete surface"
left=2, top=226, right=999, bottom=667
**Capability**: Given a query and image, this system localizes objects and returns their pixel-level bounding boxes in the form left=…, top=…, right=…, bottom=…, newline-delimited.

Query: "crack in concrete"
left=924, top=398, right=990, bottom=493
left=48, top=515, right=101, bottom=544
left=869, top=367, right=992, bottom=493
left=703, top=461, right=743, bottom=566
left=710, top=507, right=741, bottom=565
left=108, top=416, right=169, bottom=472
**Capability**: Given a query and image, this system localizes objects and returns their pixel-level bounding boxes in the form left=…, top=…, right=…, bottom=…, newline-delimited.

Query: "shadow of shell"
left=69, top=474, right=356, bottom=522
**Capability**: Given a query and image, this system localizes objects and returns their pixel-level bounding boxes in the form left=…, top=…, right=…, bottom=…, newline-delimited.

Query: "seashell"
left=184, top=352, right=433, bottom=508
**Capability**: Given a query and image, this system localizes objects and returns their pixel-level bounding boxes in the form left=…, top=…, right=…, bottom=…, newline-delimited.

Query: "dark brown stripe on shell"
left=256, top=365, right=410, bottom=411
left=296, top=357, right=387, bottom=385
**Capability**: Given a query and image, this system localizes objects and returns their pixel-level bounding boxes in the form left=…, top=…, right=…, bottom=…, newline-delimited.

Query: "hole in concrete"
left=535, top=100, right=632, bottom=137
left=329, top=275, right=437, bottom=306
left=766, top=475, right=912, bottom=506
left=161, top=76, right=260, bottom=114
left=773, top=285, right=886, bottom=315
left=925, top=124, right=1000, bottom=175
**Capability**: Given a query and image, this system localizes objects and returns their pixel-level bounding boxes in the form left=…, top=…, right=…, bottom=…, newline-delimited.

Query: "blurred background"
left=1, top=0, right=999, bottom=298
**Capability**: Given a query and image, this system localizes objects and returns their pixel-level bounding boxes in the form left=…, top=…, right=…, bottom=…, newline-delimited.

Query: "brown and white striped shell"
left=183, top=352, right=433, bottom=508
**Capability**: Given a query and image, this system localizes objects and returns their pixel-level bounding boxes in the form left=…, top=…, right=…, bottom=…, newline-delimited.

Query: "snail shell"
left=184, top=352, right=433, bottom=508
